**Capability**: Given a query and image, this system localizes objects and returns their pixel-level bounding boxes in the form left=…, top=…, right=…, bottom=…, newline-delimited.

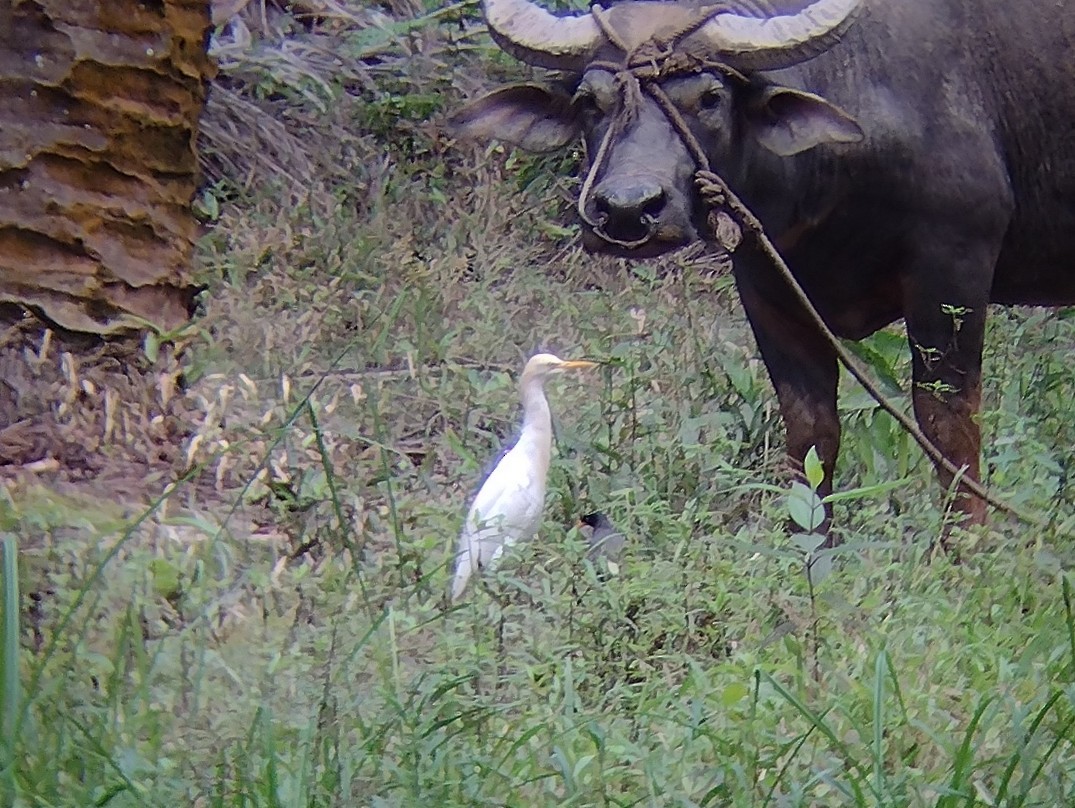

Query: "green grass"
left=5, top=4, right=1075, bottom=805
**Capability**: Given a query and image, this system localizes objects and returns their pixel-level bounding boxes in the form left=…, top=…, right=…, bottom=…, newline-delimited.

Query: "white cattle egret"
left=450, top=353, right=597, bottom=602
left=579, top=511, right=625, bottom=562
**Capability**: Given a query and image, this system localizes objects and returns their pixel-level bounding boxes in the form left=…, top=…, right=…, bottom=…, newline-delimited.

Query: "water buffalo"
left=452, top=0, right=1075, bottom=527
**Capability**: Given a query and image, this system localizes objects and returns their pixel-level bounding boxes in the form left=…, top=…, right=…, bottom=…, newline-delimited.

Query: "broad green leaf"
left=201, top=190, right=220, bottom=221
left=787, top=482, right=825, bottom=532
left=823, top=477, right=912, bottom=504
left=150, top=559, right=181, bottom=600
left=809, top=554, right=833, bottom=586
left=721, top=681, right=750, bottom=707
left=143, top=330, right=160, bottom=363
left=790, top=531, right=826, bottom=554
left=839, top=334, right=906, bottom=396
left=804, top=445, right=825, bottom=490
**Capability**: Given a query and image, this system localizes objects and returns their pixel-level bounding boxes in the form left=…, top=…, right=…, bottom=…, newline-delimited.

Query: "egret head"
left=522, top=353, right=598, bottom=383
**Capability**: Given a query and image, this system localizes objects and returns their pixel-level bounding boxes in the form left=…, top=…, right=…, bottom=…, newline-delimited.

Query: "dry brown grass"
left=199, top=0, right=478, bottom=199
left=0, top=310, right=189, bottom=491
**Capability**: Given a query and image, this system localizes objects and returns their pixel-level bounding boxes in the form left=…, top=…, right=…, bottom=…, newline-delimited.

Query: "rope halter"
left=575, top=3, right=749, bottom=248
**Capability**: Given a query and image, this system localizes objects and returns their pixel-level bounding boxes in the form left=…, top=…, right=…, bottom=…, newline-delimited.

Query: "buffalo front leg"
left=735, top=269, right=841, bottom=538
left=904, top=281, right=990, bottom=529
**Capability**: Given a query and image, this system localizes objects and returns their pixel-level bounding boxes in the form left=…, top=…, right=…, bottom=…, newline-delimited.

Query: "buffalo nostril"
left=640, top=189, right=666, bottom=223
left=593, top=181, right=666, bottom=243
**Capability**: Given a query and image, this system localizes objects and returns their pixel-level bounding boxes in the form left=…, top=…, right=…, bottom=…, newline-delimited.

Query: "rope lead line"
left=576, top=2, right=1039, bottom=526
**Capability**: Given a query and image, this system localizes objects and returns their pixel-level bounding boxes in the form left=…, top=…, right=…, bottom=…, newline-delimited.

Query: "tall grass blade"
left=1, top=534, right=19, bottom=801
left=1062, top=574, right=1075, bottom=677
left=761, top=670, right=875, bottom=803
left=872, top=649, right=887, bottom=798
left=882, top=650, right=911, bottom=725
left=761, top=724, right=820, bottom=808
left=16, top=471, right=200, bottom=736
left=994, top=690, right=1063, bottom=805
left=66, top=710, right=139, bottom=802
left=1016, top=711, right=1075, bottom=807
left=936, top=696, right=992, bottom=808
left=306, top=400, right=346, bottom=532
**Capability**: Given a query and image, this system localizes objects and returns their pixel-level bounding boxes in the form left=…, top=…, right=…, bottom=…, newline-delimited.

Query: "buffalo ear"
left=449, top=83, right=580, bottom=153
left=747, top=85, right=863, bottom=156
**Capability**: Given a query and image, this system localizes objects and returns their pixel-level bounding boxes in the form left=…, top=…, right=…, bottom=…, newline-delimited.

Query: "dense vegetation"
left=3, top=2, right=1075, bottom=805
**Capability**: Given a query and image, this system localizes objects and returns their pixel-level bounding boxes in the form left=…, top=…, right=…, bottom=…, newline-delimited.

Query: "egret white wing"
left=451, top=443, right=547, bottom=600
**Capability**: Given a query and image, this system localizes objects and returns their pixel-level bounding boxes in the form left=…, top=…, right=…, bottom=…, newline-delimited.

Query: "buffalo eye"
left=573, top=87, right=602, bottom=118
left=698, top=89, right=723, bottom=111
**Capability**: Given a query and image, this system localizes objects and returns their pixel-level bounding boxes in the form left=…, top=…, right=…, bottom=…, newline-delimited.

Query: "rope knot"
left=625, top=39, right=673, bottom=77
left=696, top=171, right=743, bottom=253
left=651, top=49, right=708, bottom=78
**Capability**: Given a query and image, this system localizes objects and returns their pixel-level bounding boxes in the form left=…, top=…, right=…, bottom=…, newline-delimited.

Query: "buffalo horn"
left=696, top=0, right=863, bottom=70
left=481, top=0, right=603, bottom=71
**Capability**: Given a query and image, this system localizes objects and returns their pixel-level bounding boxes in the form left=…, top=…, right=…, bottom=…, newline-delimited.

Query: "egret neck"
left=516, top=363, right=555, bottom=490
